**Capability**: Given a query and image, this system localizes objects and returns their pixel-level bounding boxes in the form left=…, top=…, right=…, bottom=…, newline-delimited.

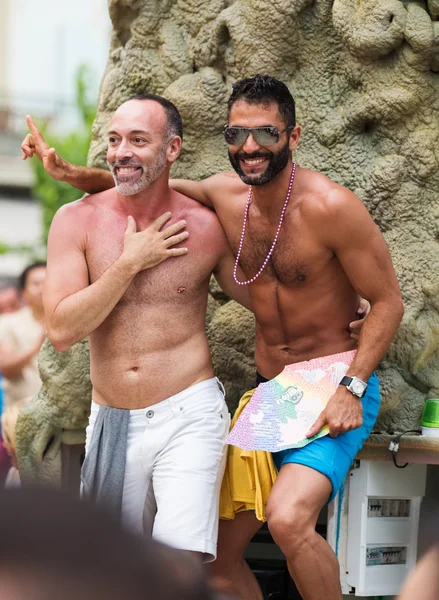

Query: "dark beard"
left=228, top=140, right=291, bottom=185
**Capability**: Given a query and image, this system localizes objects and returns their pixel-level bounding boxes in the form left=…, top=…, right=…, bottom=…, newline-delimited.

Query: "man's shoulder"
left=172, top=192, right=228, bottom=250
left=175, top=192, right=221, bottom=227
left=299, top=167, right=362, bottom=218
left=53, top=189, right=116, bottom=225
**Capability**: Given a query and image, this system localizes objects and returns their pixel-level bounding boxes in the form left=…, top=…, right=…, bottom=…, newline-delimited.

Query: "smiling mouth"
left=116, top=166, right=142, bottom=179
left=240, top=157, right=268, bottom=167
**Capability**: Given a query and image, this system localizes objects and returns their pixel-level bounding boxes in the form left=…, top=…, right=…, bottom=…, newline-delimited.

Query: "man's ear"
left=166, top=136, right=182, bottom=164
left=289, top=125, right=301, bottom=152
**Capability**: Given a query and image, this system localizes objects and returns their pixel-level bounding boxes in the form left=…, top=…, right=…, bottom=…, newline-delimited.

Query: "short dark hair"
left=127, top=93, right=183, bottom=140
left=18, top=262, right=46, bottom=291
left=227, top=75, right=296, bottom=128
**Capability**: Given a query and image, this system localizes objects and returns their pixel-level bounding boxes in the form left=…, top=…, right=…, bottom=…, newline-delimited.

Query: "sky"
left=4, top=0, right=111, bottom=132
left=0, top=0, right=112, bottom=277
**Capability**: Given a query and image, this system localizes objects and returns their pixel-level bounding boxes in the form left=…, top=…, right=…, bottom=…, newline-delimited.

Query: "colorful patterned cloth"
left=226, top=350, right=356, bottom=452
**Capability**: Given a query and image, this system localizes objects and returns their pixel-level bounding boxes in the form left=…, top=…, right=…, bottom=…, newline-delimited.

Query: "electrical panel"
left=327, top=461, right=427, bottom=597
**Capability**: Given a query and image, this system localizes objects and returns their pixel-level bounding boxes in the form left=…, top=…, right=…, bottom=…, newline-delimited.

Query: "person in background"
left=1, top=397, right=30, bottom=488
left=398, top=545, right=439, bottom=600
left=0, top=263, right=46, bottom=408
left=0, top=288, right=21, bottom=315
left=0, top=285, right=21, bottom=478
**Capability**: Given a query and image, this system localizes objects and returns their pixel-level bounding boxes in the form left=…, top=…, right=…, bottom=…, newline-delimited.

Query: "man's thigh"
left=271, top=372, right=381, bottom=504
left=151, top=398, right=229, bottom=562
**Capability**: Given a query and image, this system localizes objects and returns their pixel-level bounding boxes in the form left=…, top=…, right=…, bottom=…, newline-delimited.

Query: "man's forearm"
left=347, top=296, right=404, bottom=381
left=63, top=164, right=115, bottom=194
left=170, top=179, right=213, bottom=208
left=47, top=256, right=137, bottom=351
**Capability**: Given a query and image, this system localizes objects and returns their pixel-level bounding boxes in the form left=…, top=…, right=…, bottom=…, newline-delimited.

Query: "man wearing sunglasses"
left=170, top=76, right=403, bottom=600
left=21, top=76, right=403, bottom=600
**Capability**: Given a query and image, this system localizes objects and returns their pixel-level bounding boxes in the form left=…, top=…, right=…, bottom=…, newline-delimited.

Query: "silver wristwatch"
left=339, top=376, right=367, bottom=398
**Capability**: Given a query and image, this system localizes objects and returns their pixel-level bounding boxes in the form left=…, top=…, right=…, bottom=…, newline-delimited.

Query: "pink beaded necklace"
left=233, top=162, right=297, bottom=286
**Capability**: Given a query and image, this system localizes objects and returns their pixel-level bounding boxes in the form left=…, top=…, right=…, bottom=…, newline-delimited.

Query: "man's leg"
left=266, top=463, right=341, bottom=600
left=150, top=379, right=230, bottom=561
left=208, top=512, right=263, bottom=600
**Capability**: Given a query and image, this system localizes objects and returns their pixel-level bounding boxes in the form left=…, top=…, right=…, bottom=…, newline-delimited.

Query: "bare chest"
left=84, top=216, right=217, bottom=304
left=223, top=206, right=331, bottom=287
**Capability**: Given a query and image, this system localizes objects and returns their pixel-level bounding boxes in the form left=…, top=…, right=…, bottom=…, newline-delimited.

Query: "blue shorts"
left=272, top=373, right=380, bottom=504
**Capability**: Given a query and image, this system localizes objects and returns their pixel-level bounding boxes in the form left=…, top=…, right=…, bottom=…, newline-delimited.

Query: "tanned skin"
left=172, top=101, right=404, bottom=600
left=22, top=100, right=402, bottom=600
left=40, top=100, right=250, bottom=412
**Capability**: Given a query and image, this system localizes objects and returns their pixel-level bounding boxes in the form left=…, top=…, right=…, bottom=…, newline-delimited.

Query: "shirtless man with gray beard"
left=23, top=95, right=250, bottom=563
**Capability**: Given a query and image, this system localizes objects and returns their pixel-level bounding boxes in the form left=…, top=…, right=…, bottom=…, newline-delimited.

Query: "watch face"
left=352, top=381, right=365, bottom=395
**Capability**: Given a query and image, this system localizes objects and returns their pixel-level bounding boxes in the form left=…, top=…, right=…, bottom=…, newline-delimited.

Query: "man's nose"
left=242, top=133, right=261, bottom=154
left=115, top=140, right=133, bottom=161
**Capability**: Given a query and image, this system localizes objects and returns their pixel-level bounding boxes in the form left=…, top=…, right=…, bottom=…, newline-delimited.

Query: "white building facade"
left=0, top=0, right=111, bottom=281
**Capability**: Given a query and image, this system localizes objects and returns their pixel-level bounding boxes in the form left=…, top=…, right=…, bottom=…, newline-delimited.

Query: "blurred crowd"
left=0, top=262, right=46, bottom=487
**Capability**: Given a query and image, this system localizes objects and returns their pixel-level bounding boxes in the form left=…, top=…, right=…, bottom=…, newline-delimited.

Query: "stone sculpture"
left=16, top=0, right=439, bottom=482
left=16, top=338, right=91, bottom=485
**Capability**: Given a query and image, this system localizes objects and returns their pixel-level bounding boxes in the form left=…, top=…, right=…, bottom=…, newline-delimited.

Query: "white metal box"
left=328, top=461, right=427, bottom=596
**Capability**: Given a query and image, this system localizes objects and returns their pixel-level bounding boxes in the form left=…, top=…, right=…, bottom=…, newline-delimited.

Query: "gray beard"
left=108, top=149, right=167, bottom=196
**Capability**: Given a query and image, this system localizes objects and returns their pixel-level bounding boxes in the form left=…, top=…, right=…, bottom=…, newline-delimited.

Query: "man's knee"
left=266, top=497, right=314, bottom=550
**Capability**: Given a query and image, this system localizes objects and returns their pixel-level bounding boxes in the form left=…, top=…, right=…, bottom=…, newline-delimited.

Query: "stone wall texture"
left=16, top=0, right=439, bottom=481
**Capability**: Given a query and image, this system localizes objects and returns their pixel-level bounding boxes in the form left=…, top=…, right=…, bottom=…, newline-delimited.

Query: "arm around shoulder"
left=170, top=177, right=214, bottom=208
left=170, top=173, right=236, bottom=210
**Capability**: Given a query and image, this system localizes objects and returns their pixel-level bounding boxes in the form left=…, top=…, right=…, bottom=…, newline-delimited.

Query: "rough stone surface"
left=93, top=0, right=439, bottom=431
left=16, top=338, right=91, bottom=485
left=17, top=0, right=439, bottom=481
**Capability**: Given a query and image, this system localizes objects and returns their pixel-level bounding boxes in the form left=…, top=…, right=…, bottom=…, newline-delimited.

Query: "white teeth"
left=118, top=167, right=138, bottom=174
left=243, top=158, right=265, bottom=165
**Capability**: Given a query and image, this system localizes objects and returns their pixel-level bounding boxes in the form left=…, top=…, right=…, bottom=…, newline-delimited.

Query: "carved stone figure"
left=16, top=0, right=439, bottom=482
left=16, top=339, right=91, bottom=484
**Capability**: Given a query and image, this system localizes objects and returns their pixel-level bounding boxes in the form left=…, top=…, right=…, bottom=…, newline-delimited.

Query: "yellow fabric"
left=219, top=388, right=278, bottom=523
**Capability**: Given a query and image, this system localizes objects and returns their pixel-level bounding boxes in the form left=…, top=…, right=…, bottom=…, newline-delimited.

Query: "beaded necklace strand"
left=233, top=162, right=297, bottom=286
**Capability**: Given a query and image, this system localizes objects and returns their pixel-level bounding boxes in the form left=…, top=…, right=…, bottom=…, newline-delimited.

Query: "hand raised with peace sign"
left=21, top=115, right=71, bottom=182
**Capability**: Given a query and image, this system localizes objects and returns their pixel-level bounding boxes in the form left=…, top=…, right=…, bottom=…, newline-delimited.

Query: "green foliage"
left=0, top=242, right=44, bottom=264
left=31, top=65, right=97, bottom=243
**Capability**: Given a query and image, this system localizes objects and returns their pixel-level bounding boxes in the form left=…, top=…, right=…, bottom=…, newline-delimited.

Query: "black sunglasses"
left=223, top=125, right=293, bottom=146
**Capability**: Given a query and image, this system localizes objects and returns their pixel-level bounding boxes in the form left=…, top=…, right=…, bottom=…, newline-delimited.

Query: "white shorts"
left=85, top=377, right=230, bottom=562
